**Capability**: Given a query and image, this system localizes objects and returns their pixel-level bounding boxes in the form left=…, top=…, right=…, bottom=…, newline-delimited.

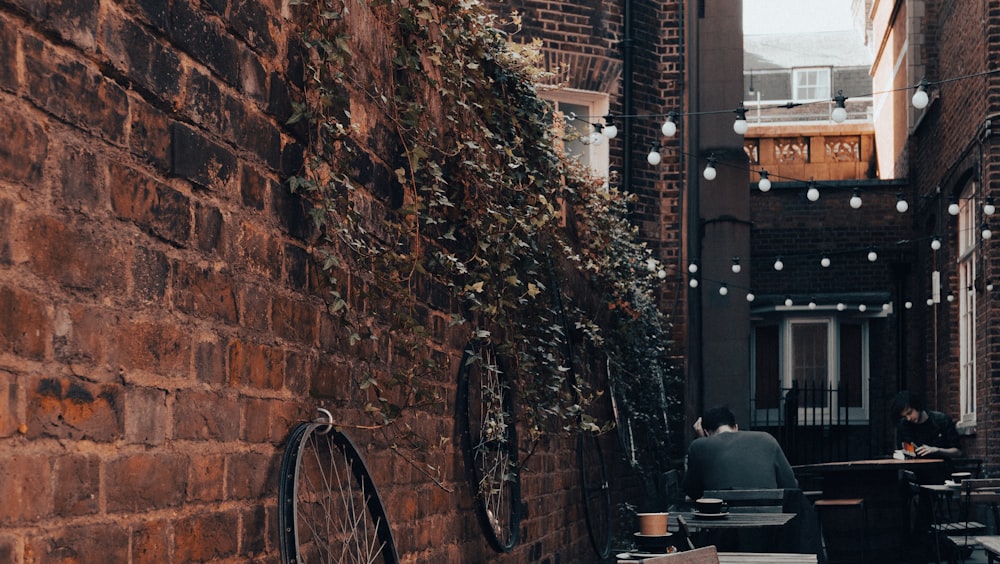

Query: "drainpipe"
left=621, top=0, right=633, bottom=194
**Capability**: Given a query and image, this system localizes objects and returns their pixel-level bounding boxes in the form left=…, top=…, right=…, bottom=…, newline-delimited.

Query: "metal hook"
left=315, top=407, right=334, bottom=435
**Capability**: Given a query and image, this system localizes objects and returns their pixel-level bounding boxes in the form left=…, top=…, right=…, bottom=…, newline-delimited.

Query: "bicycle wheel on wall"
left=278, top=409, right=400, bottom=564
left=577, top=430, right=612, bottom=558
left=457, top=339, right=522, bottom=553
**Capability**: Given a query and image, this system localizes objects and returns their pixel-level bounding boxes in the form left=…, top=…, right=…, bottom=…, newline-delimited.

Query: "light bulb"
left=949, top=202, right=960, bottom=216
left=947, top=293, right=955, bottom=303
left=859, top=304, right=867, bottom=312
left=703, top=161, right=717, bottom=181
left=926, top=298, right=935, bottom=306
left=985, top=198, right=996, bottom=216
left=646, top=258, right=658, bottom=272
left=983, top=224, right=993, bottom=239
left=774, top=258, right=784, bottom=271
left=808, top=300, right=817, bottom=309
left=602, top=117, right=618, bottom=140
left=662, top=113, right=677, bottom=137
left=896, top=194, right=909, bottom=213
left=912, top=81, right=929, bottom=109
left=868, top=250, right=878, bottom=262
left=850, top=189, right=862, bottom=209
left=784, top=297, right=793, bottom=307
left=589, top=131, right=603, bottom=145
left=807, top=185, right=820, bottom=202
left=731, top=257, right=741, bottom=273
left=733, top=104, right=749, bottom=135
left=719, top=285, right=729, bottom=296
left=905, top=301, right=913, bottom=309
left=689, top=278, right=699, bottom=288
left=821, top=257, right=831, bottom=268
left=758, top=170, right=771, bottom=192
left=647, top=147, right=661, bottom=166
left=657, top=269, right=666, bottom=279
left=688, top=263, right=698, bottom=274
left=931, top=237, right=942, bottom=251
left=831, top=91, right=847, bottom=123
left=837, top=303, right=846, bottom=311
left=746, top=292, right=755, bottom=302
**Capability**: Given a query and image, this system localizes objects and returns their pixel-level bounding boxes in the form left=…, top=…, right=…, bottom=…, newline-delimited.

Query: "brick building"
left=0, top=0, right=698, bottom=562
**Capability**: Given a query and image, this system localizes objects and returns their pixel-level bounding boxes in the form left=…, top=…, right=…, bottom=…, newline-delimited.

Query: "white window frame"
left=957, top=183, right=977, bottom=427
left=543, top=89, right=610, bottom=180
left=752, top=315, right=870, bottom=424
left=792, top=67, right=831, bottom=102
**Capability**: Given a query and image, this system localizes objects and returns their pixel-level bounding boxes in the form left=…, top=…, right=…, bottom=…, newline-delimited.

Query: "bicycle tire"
left=457, top=339, right=522, bottom=553
left=577, top=430, right=613, bottom=559
left=278, top=416, right=400, bottom=564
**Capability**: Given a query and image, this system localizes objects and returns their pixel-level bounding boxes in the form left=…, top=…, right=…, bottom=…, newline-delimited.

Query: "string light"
left=850, top=188, right=862, bottom=209
left=948, top=198, right=960, bottom=215
left=773, top=257, right=784, bottom=271
left=688, top=262, right=698, bottom=274
left=985, top=197, right=996, bottom=215
left=661, top=111, right=678, bottom=137
left=689, top=278, right=699, bottom=288
left=758, top=169, right=771, bottom=192
left=858, top=304, right=867, bottom=312
left=746, top=292, right=755, bottom=302
left=905, top=301, right=913, bottom=309
left=837, top=303, right=846, bottom=311
left=983, top=222, right=992, bottom=240
left=719, top=284, right=729, bottom=296
left=820, top=256, right=831, bottom=267
left=867, top=248, right=878, bottom=262
left=912, top=79, right=930, bottom=109
left=784, top=296, right=793, bottom=307
left=647, top=144, right=662, bottom=165
left=602, top=116, right=618, bottom=139
left=731, top=257, right=742, bottom=273
left=703, top=156, right=717, bottom=180
left=806, top=181, right=820, bottom=202
left=896, top=192, right=909, bottom=213
left=931, top=236, right=942, bottom=250
left=831, top=90, right=848, bottom=123
left=733, top=102, right=749, bottom=135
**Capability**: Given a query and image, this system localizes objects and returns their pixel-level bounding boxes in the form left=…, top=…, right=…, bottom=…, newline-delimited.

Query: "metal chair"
left=813, top=497, right=867, bottom=563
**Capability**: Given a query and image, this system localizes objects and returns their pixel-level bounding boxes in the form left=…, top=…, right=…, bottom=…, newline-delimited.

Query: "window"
left=544, top=90, right=610, bottom=179
left=957, top=183, right=977, bottom=426
left=752, top=315, right=869, bottom=424
left=792, top=68, right=831, bottom=102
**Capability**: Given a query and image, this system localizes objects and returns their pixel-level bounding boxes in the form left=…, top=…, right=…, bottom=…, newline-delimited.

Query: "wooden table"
left=616, top=551, right=817, bottom=563
left=794, top=458, right=948, bottom=563
left=677, top=511, right=797, bottom=529
left=976, top=535, right=1000, bottom=563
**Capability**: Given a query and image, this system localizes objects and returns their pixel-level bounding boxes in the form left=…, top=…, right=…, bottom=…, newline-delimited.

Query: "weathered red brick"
left=173, top=260, right=239, bottom=323
left=173, top=389, right=240, bottom=441
left=0, top=104, right=47, bottom=185
left=124, top=386, right=168, bottom=445
left=187, top=454, right=226, bottom=502
left=110, top=318, right=192, bottom=377
left=109, top=162, right=192, bottom=246
left=106, top=453, right=188, bottom=512
left=272, top=293, right=319, bottom=345
left=132, top=519, right=172, bottom=563
left=240, top=506, right=268, bottom=558
left=0, top=16, right=18, bottom=89
left=26, top=376, right=122, bottom=442
left=58, top=144, right=103, bottom=211
left=225, top=452, right=272, bottom=500
left=53, top=454, right=100, bottom=516
left=227, top=339, right=284, bottom=390
left=22, top=34, right=128, bottom=141
left=25, top=524, right=129, bottom=564
left=194, top=337, right=226, bottom=386
left=22, top=216, right=128, bottom=295
left=0, top=285, right=49, bottom=360
left=0, top=455, right=52, bottom=524
left=173, top=511, right=239, bottom=562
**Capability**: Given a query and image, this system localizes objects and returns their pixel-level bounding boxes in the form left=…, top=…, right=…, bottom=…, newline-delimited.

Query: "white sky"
left=743, top=0, right=855, bottom=35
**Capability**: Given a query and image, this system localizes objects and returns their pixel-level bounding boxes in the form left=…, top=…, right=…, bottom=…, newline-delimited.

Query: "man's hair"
left=702, top=406, right=737, bottom=432
left=891, top=390, right=925, bottom=417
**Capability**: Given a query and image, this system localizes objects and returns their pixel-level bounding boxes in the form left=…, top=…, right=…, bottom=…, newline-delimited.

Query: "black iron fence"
left=749, top=381, right=875, bottom=466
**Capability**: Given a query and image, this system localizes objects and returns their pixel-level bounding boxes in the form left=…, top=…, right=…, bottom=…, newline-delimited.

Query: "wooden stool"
left=814, top=498, right=867, bottom=564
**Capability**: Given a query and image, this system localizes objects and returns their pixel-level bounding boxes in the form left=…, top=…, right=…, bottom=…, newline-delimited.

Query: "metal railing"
left=750, top=381, right=873, bottom=465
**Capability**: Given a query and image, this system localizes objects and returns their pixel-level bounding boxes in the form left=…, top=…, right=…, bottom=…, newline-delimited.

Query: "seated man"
left=891, top=390, right=962, bottom=459
left=682, top=405, right=798, bottom=501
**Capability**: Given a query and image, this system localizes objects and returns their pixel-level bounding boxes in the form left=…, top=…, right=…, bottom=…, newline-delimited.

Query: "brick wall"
left=0, top=1, right=643, bottom=562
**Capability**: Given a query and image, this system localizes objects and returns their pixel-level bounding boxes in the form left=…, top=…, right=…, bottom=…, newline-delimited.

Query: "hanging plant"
left=287, top=0, right=680, bottom=479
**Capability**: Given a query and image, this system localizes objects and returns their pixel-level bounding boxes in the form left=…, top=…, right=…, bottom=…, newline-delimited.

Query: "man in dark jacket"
left=682, top=405, right=798, bottom=501
left=891, top=390, right=962, bottom=458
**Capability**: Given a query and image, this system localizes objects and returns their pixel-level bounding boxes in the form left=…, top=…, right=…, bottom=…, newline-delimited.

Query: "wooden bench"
left=976, top=536, right=1000, bottom=564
